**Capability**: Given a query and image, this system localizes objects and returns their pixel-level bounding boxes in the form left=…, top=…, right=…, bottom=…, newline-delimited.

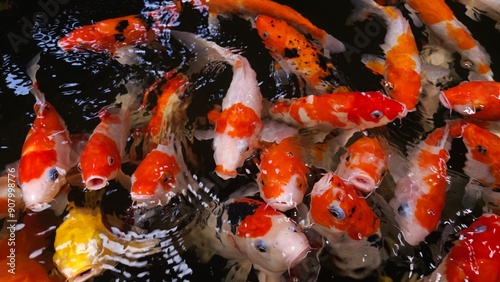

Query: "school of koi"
left=1, top=0, right=500, bottom=281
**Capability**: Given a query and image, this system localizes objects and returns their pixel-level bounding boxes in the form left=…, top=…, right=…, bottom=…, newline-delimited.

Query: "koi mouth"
left=85, top=177, right=108, bottom=190
left=286, top=244, right=311, bottom=269
left=350, top=174, right=377, bottom=193
left=439, top=91, right=452, bottom=109
left=27, top=202, right=51, bottom=212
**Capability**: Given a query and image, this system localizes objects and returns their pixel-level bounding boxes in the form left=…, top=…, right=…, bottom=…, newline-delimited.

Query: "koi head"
left=230, top=198, right=310, bottom=275
left=58, top=15, right=153, bottom=54
left=258, top=137, right=309, bottom=211
left=309, top=173, right=380, bottom=240
left=130, top=146, right=181, bottom=206
left=347, top=91, right=407, bottom=129
left=79, top=132, right=121, bottom=190
left=336, top=136, right=387, bottom=193
left=460, top=122, right=500, bottom=186
left=53, top=207, right=110, bottom=282
left=255, top=15, right=297, bottom=60
left=440, top=81, right=500, bottom=121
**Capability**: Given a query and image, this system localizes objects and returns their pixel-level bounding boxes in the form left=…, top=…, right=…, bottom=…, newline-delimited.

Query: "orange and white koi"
left=335, top=135, right=388, bottom=193
left=255, top=15, right=348, bottom=95
left=18, top=54, right=72, bottom=212
left=450, top=120, right=500, bottom=187
left=456, top=0, right=500, bottom=31
left=258, top=136, right=309, bottom=212
left=347, top=0, right=422, bottom=111
left=130, top=135, right=193, bottom=206
left=172, top=31, right=263, bottom=180
left=57, top=2, right=182, bottom=56
left=389, top=126, right=451, bottom=246
left=425, top=213, right=500, bottom=282
left=308, top=172, right=382, bottom=279
left=79, top=82, right=140, bottom=190
left=184, top=185, right=310, bottom=280
left=184, top=0, right=345, bottom=54
left=269, top=91, right=407, bottom=132
left=406, top=0, right=493, bottom=80
left=440, top=81, right=500, bottom=121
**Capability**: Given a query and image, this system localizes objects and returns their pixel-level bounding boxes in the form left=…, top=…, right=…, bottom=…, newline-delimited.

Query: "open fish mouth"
left=287, top=244, right=311, bottom=270
left=69, top=267, right=97, bottom=282
left=85, top=177, right=109, bottom=190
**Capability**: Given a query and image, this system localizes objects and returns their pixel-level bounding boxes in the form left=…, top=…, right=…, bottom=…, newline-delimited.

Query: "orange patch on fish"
left=80, top=132, right=121, bottom=180
left=236, top=199, right=280, bottom=238
left=406, top=0, right=455, bottom=24
left=19, top=150, right=57, bottom=183
left=131, top=150, right=180, bottom=196
left=445, top=22, right=476, bottom=50
left=215, top=102, right=261, bottom=138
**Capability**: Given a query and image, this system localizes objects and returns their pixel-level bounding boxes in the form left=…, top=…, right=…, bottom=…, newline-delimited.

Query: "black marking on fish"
left=226, top=199, right=260, bottom=235
left=115, top=20, right=129, bottom=32
left=114, top=33, right=126, bottom=42
left=284, top=48, right=299, bottom=59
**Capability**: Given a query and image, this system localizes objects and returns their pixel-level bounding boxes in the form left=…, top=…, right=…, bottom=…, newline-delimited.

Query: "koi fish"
left=53, top=204, right=161, bottom=282
left=257, top=136, right=309, bottom=212
left=389, top=126, right=451, bottom=246
left=184, top=0, right=345, bottom=54
left=440, top=81, right=500, bottom=121
left=425, top=213, right=500, bottom=282
left=335, top=135, right=388, bottom=193
left=452, top=120, right=500, bottom=187
left=308, top=172, right=382, bottom=279
left=269, top=91, right=407, bottom=132
left=455, top=0, right=500, bottom=31
left=255, top=15, right=348, bottom=95
left=347, top=0, right=422, bottom=111
left=172, top=31, right=263, bottom=180
left=79, top=82, right=140, bottom=190
left=139, top=71, right=190, bottom=155
left=57, top=2, right=182, bottom=56
left=18, top=54, right=72, bottom=212
left=406, top=0, right=493, bottom=80
left=130, top=135, right=193, bottom=206
left=182, top=184, right=310, bottom=281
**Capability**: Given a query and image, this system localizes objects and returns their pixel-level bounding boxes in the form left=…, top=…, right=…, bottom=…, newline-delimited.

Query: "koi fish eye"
left=254, top=239, right=268, bottom=253
left=461, top=59, right=473, bottom=69
left=370, top=110, right=383, bottom=119
left=474, top=225, right=487, bottom=233
left=328, top=205, right=345, bottom=220
left=107, top=156, right=114, bottom=166
left=261, top=31, right=269, bottom=40
left=77, top=162, right=82, bottom=172
left=49, top=168, right=59, bottom=181
left=476, top=145, right=487, bottom=154
left=397, top=203, right=410, bottom=216
left=345, top=153, right=352, bottom=162
left=381, top=80, right=395, bottom=91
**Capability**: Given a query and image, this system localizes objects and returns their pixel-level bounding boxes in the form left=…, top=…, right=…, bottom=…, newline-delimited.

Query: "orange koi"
left=18, top=55, right=72, bottom=212
left=57, top=2, right=182, bottom=56
left=440, top=81, right=500, bottom=121
left=425, top=213, right=500, bottom=282
left=406, top=0, right=493, bottom=80
left=255, top=15, right=348, bottom=94
left=79, top=83, right=140, bottom=190
left=389, top=126, right=451, bottom=246
left=257, top=136, right=309, bottom=212
left=308, top=172, right=382, bottom=279
left=130, top=135, right=192, bottom=206
left=269, top=91, right=407, bottom=132
left=451, top=120, right=500, bottom=187
left=348, top=0, right=422, bottom=111
left=184, top=0, right=345, bottom=54
left=335, top=135, right=387, bottom=193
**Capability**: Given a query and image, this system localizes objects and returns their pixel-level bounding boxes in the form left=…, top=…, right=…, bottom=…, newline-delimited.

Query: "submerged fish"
left=335, top=135, right=388, bottom=193
left=308, top=172, right=382, bottom=279
left=440, top=81, right=500, bottom=121
left=79, top=83, right=140, bottom=190
left=425, top=213, right=500, bottom=282
left=258, top=136, right=309, bottom=212
left=18, top=54, right=72, bottom=211
left=172, top=31, right=263, bottom=180
left=53, top=205, right=161, bottom=282
left=255, top=15, right=348, bottom=94
left=347, top=0, right=422, bottom=111
left=406, top=0, right=493, bottom=80
left=269, top=91, right=407, bottom=132
left=390, top=126, right=451, bottom=246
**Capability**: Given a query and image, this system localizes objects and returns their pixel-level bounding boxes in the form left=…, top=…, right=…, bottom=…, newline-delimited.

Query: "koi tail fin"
left=26, top=53, right=46, bottom=105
